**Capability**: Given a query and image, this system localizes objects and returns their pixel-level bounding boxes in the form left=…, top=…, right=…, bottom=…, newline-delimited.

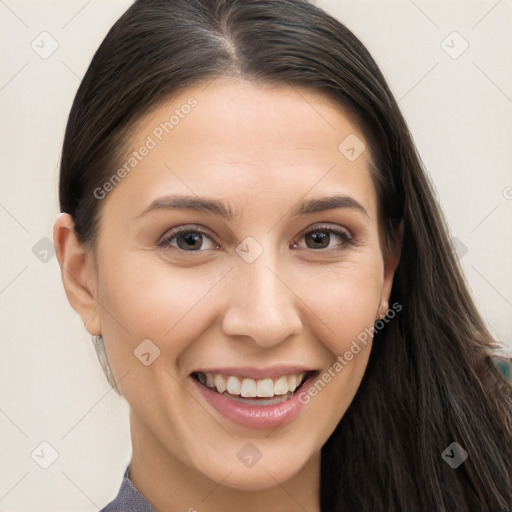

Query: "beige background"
left=0, top=0, right=511, bottom=510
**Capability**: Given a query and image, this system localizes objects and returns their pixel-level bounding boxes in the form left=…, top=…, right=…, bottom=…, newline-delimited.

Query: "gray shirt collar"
left=101, top=466, right=155, bottom=511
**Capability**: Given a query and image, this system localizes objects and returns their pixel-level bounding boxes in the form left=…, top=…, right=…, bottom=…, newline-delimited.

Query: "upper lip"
left=190, top=365, right=317, bottom=379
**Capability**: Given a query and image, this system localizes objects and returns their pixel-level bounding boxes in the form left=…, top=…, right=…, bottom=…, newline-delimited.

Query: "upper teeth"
left=199, top=372, right=307, bottom=398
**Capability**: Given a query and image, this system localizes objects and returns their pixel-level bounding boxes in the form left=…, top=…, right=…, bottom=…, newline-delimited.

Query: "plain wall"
left=0, top=1, right=511, bottom=510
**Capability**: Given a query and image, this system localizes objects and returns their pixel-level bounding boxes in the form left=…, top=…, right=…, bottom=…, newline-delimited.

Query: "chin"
left=195, top=446, right=316, bottom=492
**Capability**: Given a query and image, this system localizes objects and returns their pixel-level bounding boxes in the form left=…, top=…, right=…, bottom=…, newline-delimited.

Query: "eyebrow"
left=136, top=193, right=369, bottom=220
left=290, top=194, right=369, bottom=218
left=136, top=195, right=235, bottom=220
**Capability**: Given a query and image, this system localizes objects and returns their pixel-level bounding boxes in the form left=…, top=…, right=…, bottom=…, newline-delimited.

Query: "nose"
left=221, top=249, right=303, bottom=348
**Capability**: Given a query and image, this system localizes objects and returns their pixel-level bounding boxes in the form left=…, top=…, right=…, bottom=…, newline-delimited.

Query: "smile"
left=191, top=369, right=317, bottom=429
left=194, top=371, right=309, bottom=400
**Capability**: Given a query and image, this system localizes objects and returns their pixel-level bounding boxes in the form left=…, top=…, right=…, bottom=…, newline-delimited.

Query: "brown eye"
left=305, top=230, right=331, bottom=249
left=158, top=226, right=218, bottom=253
left=297, top=226, right=353, bottom=250
left=175, top=232, right=204, bottom=251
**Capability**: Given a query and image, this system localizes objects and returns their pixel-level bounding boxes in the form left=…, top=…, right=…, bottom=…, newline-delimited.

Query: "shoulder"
left=488, top=353, right=512, bottom=387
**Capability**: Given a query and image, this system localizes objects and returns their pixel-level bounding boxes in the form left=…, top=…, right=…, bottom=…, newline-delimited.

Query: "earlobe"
left=53, top=213, right=101, bottom=336
left=378, top=301, right=389, bottom=320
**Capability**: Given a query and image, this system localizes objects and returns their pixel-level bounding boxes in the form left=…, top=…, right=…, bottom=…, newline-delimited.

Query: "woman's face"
left=65, top=78, right=399, bottom=490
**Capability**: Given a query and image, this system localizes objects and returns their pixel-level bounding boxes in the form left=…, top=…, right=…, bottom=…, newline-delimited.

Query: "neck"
left=128, top=409, right=321, bottom=512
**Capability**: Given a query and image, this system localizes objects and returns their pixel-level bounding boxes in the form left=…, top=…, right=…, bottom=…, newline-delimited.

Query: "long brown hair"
left=58, top=0, right=512, bottom=509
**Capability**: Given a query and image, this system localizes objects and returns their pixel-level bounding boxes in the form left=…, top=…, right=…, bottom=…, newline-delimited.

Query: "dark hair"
left=58, top=0, right=512, bottom=510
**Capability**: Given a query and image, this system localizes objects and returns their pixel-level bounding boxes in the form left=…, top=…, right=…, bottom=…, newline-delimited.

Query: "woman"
left=53, top=0, right=512, bottom=510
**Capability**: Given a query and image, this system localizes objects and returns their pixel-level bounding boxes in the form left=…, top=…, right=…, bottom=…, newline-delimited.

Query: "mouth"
left=191, top=370, right=314, bottom=405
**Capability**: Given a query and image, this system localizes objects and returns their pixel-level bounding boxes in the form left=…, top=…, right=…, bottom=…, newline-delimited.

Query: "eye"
left=157, top=223, right=354, bottom=254
left=293, top=224, right=354, bottom=250
left=157, top=226, right=219, bottom=253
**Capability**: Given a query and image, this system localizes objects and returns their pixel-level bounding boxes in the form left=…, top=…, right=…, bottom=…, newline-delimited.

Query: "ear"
left=53, top=213, right=101, bottom=336
left=377, top=219, right=403, bottom=319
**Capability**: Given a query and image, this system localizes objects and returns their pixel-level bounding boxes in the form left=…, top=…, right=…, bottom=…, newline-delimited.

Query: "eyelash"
left=157, top=224, right=354, bottom=254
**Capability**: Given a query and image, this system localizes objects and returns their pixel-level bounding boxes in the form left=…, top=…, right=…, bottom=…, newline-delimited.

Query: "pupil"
left=178, top=232, right=202, bottom=250
left=307, top=231, right=329, bottom=249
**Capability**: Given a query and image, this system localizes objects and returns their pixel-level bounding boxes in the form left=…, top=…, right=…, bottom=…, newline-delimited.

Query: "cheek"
left=96, top=252, right=228, bottom=360
left=291, top=255, right=384, bottom=356
left=97, top=243, right=384, bottom=376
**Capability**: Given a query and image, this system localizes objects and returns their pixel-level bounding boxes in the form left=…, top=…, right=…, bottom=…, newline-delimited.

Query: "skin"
left=54, top=78, right=401, bottom=512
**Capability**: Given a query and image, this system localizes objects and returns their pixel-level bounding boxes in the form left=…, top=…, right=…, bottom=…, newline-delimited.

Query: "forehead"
left=104, top=78, right=378, bottom=220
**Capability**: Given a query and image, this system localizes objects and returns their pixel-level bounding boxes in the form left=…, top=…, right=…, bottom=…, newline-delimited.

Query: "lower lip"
left=192, top=375, right=314, bottom=430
